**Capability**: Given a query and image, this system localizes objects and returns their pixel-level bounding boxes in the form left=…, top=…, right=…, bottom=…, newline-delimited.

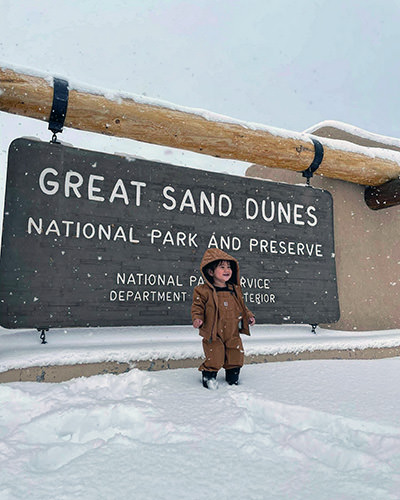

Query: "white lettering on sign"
left=65, top=171, right=84, bottom=198
left=243, top=292, right=276, bottom=304
left=162, top=186, right=232, bottom=217
left=109, top=178, right=129, bottom=204
left=245, top=198, right=318, bottom=226
left=109, top=290, right=188, bottom=302
left=240, top=277, right=271, bottom=289
left=116, top=273, right=183, bottom=287
left=38, top=168, right=146, bottom=206
left=249, top=237, right=323, bottom=257
left=208, top=234, right=241, bottom=251
left=150, top=229, right=198, bottom=247
left=88, top=175, right=105, bottom=202
left=38, top=167, right=59, bottom=195
left=189, top=275, right=205, bottom=286
left=27, top=217, right=140, bottom=243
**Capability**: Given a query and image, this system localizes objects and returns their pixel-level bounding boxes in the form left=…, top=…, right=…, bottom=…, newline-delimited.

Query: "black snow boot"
left=225, top=367, right=241, bottom=385
left=202, top=371, right=218, bottom=389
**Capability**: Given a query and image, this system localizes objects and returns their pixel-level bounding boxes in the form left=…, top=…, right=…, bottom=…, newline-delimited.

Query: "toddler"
left=191, top=248, right=255, bottom=389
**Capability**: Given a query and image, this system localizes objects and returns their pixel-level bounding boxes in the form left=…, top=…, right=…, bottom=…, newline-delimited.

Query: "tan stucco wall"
left=245, top=164, right=400, bottom=331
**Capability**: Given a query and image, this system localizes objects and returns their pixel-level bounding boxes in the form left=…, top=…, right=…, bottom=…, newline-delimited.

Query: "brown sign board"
left=0, top=138, right=339, bottom=329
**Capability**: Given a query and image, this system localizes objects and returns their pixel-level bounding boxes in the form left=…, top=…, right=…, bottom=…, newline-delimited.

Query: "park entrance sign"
left=0, top=138, right=339, bottom=329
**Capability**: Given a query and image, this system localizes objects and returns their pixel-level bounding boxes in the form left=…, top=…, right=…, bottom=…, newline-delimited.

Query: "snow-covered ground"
left=1, top=354, right=400, bottom=499
left=1, top=325, right=400, bottom=499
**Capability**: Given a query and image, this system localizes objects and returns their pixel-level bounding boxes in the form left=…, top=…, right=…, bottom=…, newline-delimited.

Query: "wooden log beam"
left=364, top=178, right=400, bottom=210
left=1, top=66, right=400, bottom=186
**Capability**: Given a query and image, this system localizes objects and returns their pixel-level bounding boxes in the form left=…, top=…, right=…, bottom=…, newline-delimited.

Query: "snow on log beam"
left=1, top=65, right=400, bottom=186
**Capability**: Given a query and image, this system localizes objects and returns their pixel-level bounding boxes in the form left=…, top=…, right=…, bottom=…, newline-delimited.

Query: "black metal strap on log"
left=302, top=138, right=324, bottom=185
left=48, top=77, right=69, bottom=143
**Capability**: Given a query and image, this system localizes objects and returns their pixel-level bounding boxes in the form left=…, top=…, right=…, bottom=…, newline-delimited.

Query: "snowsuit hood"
left=200, top=248, right=240, bottom=287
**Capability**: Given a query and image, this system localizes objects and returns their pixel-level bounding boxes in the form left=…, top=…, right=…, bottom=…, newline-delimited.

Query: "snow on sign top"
left=0, top=138, right=339, bottom=329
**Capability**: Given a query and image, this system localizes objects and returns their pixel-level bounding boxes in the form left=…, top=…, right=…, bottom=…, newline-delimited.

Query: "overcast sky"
left=1, top=0, right=400, bottom=138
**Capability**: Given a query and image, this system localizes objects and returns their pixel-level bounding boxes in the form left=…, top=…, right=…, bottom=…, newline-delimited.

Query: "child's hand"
left=248, top=316, right=256, bottom=326
left=193, top=319, right=203, bottom=329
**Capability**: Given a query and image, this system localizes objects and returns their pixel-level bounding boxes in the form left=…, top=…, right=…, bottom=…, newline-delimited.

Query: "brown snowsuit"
left=191, top=248, right=253, bottom=372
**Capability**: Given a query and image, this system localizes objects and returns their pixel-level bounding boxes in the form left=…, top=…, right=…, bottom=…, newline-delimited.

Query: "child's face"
left=209, top=260, right=232, bottom=286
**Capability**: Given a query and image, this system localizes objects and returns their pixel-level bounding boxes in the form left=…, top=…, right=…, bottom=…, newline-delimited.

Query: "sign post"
left=0, top=138, right=339, bottom=329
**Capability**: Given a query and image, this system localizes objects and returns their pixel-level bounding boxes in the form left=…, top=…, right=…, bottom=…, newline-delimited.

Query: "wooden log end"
left=364, top=178, right=400, bottom=210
